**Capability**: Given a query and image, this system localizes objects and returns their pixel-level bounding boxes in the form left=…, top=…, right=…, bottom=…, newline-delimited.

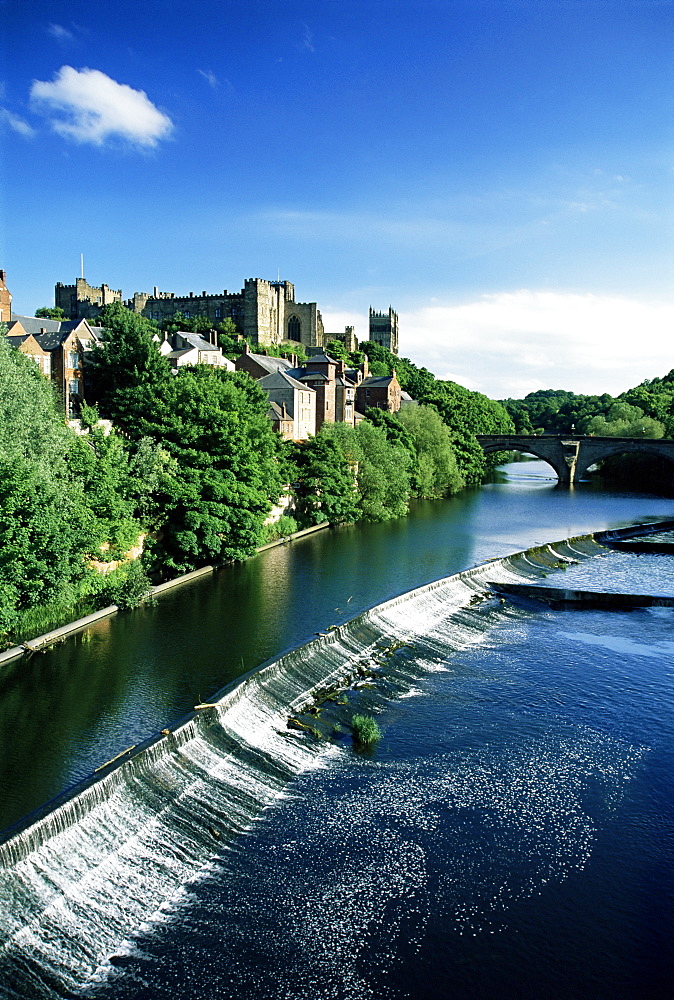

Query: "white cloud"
left=198, top=69, right=218, bottom=88
left=29, top=66, right=173, bottom=148
left=48, top=23, right=75, bottom=43
left=398, top=291, right=674, bottom=399
left=0, top=108, right=35, bottom=138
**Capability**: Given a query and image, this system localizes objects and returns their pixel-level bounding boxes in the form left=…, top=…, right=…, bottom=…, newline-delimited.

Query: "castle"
left=54, top=274, right=398, bottom=354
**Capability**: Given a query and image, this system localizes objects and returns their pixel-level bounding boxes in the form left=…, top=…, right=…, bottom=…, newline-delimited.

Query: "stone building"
left=55, top=278, right=122, bottom=319
left=56, top=274, right=326, bottom=350
left=127, top=278, right=325, bottom=350
left=234, top=345, right=299, bottom=380
left=355, top=371, right=402, bottom=414
left=257, top=371, right=317, bottom=441
left=0, top=270, right=12, bottom=323
left=5, top=315, right=102, bottom=416
left=369, top=306, right=399, bottom=355
left=236, top=347, right=366, bottom=437
left=324, top=325, right=358, bottom=353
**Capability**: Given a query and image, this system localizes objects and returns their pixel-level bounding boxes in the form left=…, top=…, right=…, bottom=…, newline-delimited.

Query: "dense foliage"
left=90, top=307, right=286, bottom=576
left=358, top=342, right=513, bottom=484
left=501, top=382, right=673, bottom=439
left=0, top=332, right=151, bottom=645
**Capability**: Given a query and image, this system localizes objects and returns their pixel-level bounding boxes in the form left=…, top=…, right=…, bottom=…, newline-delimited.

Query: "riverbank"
left=0, top=521, right=331, bottom=669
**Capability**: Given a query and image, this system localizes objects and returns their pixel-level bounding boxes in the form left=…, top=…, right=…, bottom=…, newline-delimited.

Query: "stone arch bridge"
left=476, top=435, right=674, bottom=487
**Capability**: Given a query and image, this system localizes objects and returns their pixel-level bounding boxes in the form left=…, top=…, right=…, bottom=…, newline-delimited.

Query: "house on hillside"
left=355, top=371, right=402, bottom=414
left=234, top=344, right=296, bottom=380
left=5, top=315, right=102, bottom=415
left=237, top=346, right=373, bottom=437
left=158, top=331, right=234, bottom=370
left=258, top=370, right=316, bottom=440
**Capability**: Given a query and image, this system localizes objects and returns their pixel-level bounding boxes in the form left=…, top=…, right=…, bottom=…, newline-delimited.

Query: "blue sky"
left=1, top=0, right=672, bottom=398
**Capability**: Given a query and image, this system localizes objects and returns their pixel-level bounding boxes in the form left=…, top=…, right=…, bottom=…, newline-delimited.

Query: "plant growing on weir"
left=351, top=714, right=381, bottom=747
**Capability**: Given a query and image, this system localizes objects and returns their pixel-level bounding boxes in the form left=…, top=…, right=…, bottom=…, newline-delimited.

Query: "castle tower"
left=55, top=277, right=122, bottom=319
left=368, top=306, right=399, bottom=355
left=0, top=270, right=11, bottom=323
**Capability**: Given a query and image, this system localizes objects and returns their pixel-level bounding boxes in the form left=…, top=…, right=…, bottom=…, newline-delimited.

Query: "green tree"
left=290, top=435, right=360, bottom=526
left=421, top=382, right=512, bottom=485
left=122, top=368, right=285, bottom=574
left=360, top=342, right=436, bottom=398
left=397, top=404, right=464, bottom=497
left=322, top=421, right=411, bottom=521
left=325, top=339, right=351, bottom=363
left=585, top=401, right=664, bottom=438
left=35, top=306, right=66, bottom=320
left=89, top=302, right=169, bottom=423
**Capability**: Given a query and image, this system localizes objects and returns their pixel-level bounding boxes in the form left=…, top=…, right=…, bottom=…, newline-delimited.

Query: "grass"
left=351, top=713, right=382, bottom=747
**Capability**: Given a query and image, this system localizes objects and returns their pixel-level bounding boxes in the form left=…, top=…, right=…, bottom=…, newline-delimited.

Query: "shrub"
left=258, top=515, right=299, bottom=544
left=351, top=714, right=381, bottom=746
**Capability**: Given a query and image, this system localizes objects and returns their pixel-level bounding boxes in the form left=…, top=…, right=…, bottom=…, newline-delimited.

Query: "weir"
left=0, top=520, right=671, bottom=996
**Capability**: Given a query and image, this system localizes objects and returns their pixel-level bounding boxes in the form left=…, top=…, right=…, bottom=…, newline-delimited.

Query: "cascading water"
left=0, top=522, right=671, bottom=998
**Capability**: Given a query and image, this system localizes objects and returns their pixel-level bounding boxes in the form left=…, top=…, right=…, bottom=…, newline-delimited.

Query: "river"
left=0, top=461, right=672, bottom=998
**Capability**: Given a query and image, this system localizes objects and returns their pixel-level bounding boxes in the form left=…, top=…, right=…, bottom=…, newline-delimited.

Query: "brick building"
left=355, top=371, right=402, bottom=414
left=0, top=270, right=11, bottom=323
left=5, top=316, right=102, bottom=416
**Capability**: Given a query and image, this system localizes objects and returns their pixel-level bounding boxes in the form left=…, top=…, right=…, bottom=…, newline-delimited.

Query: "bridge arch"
left=574, top=439, right=674, bottom=483
left=476, top=434, right=674, bottom=488
left=476, top=435, right=576, bottom=485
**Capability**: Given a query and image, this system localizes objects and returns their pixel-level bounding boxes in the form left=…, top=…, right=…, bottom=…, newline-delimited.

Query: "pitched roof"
left=8, top=316, right=101, bottom=342
left=175, top=332, right=219, bottom=353
left=304, top=352, right=336, bottom=366
left=6, top=334, right=32, bottom=349
left=241, top=352, right=292, bottom=375
left=267, top=400, right=291, bottom=422
left=258, top=370, right=313, bottom=392
left=358, top=375, right=395, bottom=388
left=8, top=316, right=62, bottom=335
left=166, top=348, right=195, bottom=359
left=34, top=331, right=69, bottom=351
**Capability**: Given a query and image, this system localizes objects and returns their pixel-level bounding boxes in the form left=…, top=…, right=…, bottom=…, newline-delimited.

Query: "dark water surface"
left=0, top=463, right=671, bottom=833
left=0, top=463, right=673, bottom=1000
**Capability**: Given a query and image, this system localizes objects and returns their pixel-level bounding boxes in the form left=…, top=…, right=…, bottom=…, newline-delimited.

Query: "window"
left=287, top=315, right=301, bottom=341
left=215, top=308, right=222, bottom=319
left=69, top=379, right=79, bottom=396
left=43, top=356, right=51, bottom=375
left=68, top=351, right=79, bottom=369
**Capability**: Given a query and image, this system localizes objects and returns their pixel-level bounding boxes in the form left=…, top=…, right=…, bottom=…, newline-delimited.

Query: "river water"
left=0, top=462, right=672, bottom=998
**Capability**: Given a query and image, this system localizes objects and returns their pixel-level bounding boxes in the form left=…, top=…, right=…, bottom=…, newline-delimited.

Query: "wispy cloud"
left=30, top=66, right=173, bottom=148
left=48, top=23, right=75, bottom=44
left=302, top=24, right=315, bottom=52
left=0, top=107, right=35, bottom=138
left=198, top=69, right=218, bottom=88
